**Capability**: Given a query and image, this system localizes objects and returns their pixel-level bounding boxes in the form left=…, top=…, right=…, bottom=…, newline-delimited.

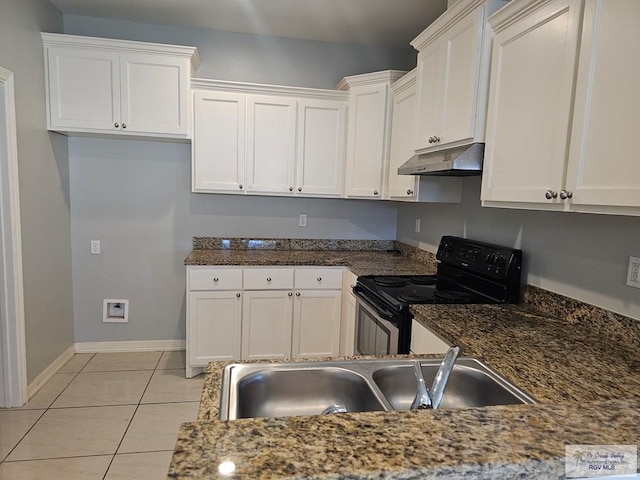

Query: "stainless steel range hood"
left=398, top=143, right=484, bottom=176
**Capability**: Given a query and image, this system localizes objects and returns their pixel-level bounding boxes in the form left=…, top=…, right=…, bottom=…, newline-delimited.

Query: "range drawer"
left=189, top=268, right=243, bottom=291
left=295, top=268, right=343, bottom=289
left=243, top=268, right=294, bottom=290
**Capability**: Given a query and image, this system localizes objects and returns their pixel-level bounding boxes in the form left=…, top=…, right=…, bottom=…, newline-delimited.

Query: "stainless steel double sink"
left=218, top=358, right=536, bottom=420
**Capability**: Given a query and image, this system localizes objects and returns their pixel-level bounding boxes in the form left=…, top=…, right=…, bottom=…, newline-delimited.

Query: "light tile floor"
left=0, top=351, right=203, bottom=479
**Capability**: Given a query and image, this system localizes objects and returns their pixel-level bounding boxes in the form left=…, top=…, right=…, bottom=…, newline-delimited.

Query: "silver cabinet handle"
left=296, top=292, right=301, bottom=297
left=213, top=277, right=219, bottom=282
left=407, top=189, right=414, bottom=195
left=434, top=136, right=440, bottom=142
left=560, top=190, right=573, bottom=199
left=545, top=190, right=558, bottom=200
left=288, top=292, right=293, bottom=296
left=122, top=123, right=127, bottom=129
left=239, top=184, right=243, bottom=190
left=289, top=187, right=293, bottom=192
left=298, top=187, right=302, bottom=192
left=114, top=123, right=119, bottom=128
left=428, top=136, right=435, bottom=143
left=236, top=293, right=241, bottom=298
left=317, top=277, right=322, bottom=282
left=266, top=277, right=271, bottom=282
left=373, top=190, right=379, bottom=195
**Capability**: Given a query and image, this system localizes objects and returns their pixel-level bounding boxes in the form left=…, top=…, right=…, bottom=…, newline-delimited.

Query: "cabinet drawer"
left=243, top=268, right=294, bottom=290
left=189, top=268, right=243, bottom=291
left=295, top=268, right=343, bottom=289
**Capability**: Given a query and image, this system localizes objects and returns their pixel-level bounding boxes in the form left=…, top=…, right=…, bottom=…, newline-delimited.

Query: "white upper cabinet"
left=191, top=80, right=348, bottom=198
left=481, top=0, right=582, bottom=207
left=42, top=34, right=198, bottom=139
left=296, top=99, right=346, bottom=197
left=565, top=0, right=640, bottom=213
left=339, top=70, right=406, bottom=199
left=482, top=0, right=640, bottom=216
left=192, top=90, right=246, bottom=193
left=245, top=95, right=297, bottom=195
left=387, top=70, right=463, bottom=203
left=412, top=0, right=507, bottom=153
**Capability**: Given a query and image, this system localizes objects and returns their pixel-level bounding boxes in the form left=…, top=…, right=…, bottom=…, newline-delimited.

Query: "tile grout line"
left=0, top=353, right=96, bottom=465
left=101, top=351, right=165, bottom=480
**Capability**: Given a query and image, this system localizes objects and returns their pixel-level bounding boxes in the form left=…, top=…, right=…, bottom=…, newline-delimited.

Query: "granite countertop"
left=170, top=242, right=640, bottom=479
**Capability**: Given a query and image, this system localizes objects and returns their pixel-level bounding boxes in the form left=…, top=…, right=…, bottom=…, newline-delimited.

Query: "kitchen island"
left=170, top=240, right=640, bottom=479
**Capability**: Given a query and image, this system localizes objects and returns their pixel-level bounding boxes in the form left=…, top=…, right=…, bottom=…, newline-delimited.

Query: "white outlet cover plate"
left=298, top=214, right=308, bottom=227
left=627, top=256, right=640, bottom=288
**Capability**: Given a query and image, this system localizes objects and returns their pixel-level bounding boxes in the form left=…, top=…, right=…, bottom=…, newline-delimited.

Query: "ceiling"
left=48, top=0, right=448, bottom=49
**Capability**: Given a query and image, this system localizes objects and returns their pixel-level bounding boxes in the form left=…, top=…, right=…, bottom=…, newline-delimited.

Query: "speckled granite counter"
left=170, top=239, right=640, bottom=479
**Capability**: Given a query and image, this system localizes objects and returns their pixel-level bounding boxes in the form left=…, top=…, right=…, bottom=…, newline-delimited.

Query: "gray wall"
left=63, top=15, right=414, bottom=89
left=63, top=17, right=405, bottom=343
left=0, top=0, right=74, bottom=382
left=69, top=138, right=397, bottom=342
left=396, top=177, right=640, bottom=321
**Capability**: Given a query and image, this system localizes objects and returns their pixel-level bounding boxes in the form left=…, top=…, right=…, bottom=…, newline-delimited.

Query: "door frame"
left=0, top=65, right=28, bottom=407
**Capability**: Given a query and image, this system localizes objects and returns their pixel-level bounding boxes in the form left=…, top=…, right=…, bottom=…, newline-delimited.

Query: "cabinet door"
left=120, top=53, right=190, bottom=136
left=388, top=77, right=419, bottom=200
left=245, top=95, right=297, bottom=194
left=566, top=0, right=640, bottom=209
left=292, top=290, right=342, bottom=358
left=242, top=290, right=293, bottom=360
left=481, top=0, right=582, bottom=204
left=410, top=320, right=449, bottom=354
left=439, top=4, right=485, bottom=146
left=344, top=85, right=389, bottom=198
left=414, top=42, right=444, bottom=152
left=296, top=99, right=346, bottom=197
left=46, top=46, right=121, bottom=132
left=188, top=291, right=242, bottom=365
left=192, top=90, right=246, bottom=193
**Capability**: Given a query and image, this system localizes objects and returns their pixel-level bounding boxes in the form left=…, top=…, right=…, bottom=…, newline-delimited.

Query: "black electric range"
left=353, top=236, right=523, bottom=355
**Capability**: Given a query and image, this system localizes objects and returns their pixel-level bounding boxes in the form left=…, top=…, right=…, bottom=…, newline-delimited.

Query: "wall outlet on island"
left=415, top=219, right=421, bottom=233
left=298, top=214, right=308, bottom=227
left=627, top=256, right=640, bottom=288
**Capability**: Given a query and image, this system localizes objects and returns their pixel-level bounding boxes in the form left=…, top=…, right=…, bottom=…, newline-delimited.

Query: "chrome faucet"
left=411, top=346, right=462, bottom=410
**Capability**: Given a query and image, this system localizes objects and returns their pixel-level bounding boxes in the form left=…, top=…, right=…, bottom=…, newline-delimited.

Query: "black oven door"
left=354, top=292, right=400, bottom=356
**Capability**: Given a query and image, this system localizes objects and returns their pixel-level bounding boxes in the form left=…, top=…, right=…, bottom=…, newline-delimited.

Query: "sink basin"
left=224, top=366, right=386, bottom=420
left=371, top=359, right=533, bottom=410
left=219, top=358, right=535, bottom=420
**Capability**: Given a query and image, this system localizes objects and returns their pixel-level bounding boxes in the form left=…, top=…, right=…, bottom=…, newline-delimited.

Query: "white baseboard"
left=74, top=340, right=186, bottom=354
left=27, top=344, right=76, bottom=399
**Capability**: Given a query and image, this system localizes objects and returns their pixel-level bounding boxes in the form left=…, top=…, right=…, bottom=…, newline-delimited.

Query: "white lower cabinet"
left=188, top=291, right=242, bottom=364
left=410, top=320, right=450, bottom=354
left=186, top=266, right=344, bottom=375
left=292, top=290, right=342, bottom=358
left=242, top=290, right=294, bottom=360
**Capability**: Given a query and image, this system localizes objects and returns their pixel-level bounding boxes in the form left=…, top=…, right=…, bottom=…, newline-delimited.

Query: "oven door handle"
left=353, top=286, right=398, bottom=322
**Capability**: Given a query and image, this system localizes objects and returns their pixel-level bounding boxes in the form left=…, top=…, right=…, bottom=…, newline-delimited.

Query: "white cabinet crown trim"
left=390, top=68, right=417, bottom=96
left=336, top=70, right=407, bottom=91
left=488, top=0, right=565, bottom=32
left=41, top=33, right=200, bottom=71
left=192, top=78, right=348, bottom=102
left=411, top=0, right=504, bottom=50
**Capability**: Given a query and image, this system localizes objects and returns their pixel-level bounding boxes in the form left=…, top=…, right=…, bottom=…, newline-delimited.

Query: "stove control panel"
left=436, top=236, right=522, bottom=281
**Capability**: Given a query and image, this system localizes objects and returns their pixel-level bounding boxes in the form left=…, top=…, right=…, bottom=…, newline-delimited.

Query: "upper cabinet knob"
left=239, top=184, right=243, bottom=190
left=317, top=277, right=322, bottom=282
left=545, top=190, right=558, bottom=200
left=236, top=293, right=241, bottom=298
left=213, top=277, right=219, bottom=282
left=434, top=136, right=440, bottom=142
left=114, top=123, right=119, bottom=128
left=289, top=186, right=293, bottom=192
left=298, top=187, right=302, bottom=192
left=122, top=123, right=127, bottom=129
left=560, top=190, right=573, bottom=200
left=428, top=136, right=435, bottom=143
left=266, top=277, right=272, bottom=282
left=373, top=190, right=379, bottom=195
left=407, top=189, right=414, bottom=195
left=295, top=292, right=301, bottom=297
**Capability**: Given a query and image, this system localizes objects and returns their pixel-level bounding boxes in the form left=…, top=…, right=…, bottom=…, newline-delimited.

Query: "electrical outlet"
left=415, top=219, right=421, bottom=233
left=627, top=256, right=640, bottom=288
left=90, top=240, right=101, bottom=255
left=103, top=299, right=129, bottom=323
left=298, top=214, right=308, bottom=227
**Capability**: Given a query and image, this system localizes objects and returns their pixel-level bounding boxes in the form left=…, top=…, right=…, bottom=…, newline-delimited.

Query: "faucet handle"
left=430, top=345, right=462, bottom=409
left=410, top=361, right=432, bottom=410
